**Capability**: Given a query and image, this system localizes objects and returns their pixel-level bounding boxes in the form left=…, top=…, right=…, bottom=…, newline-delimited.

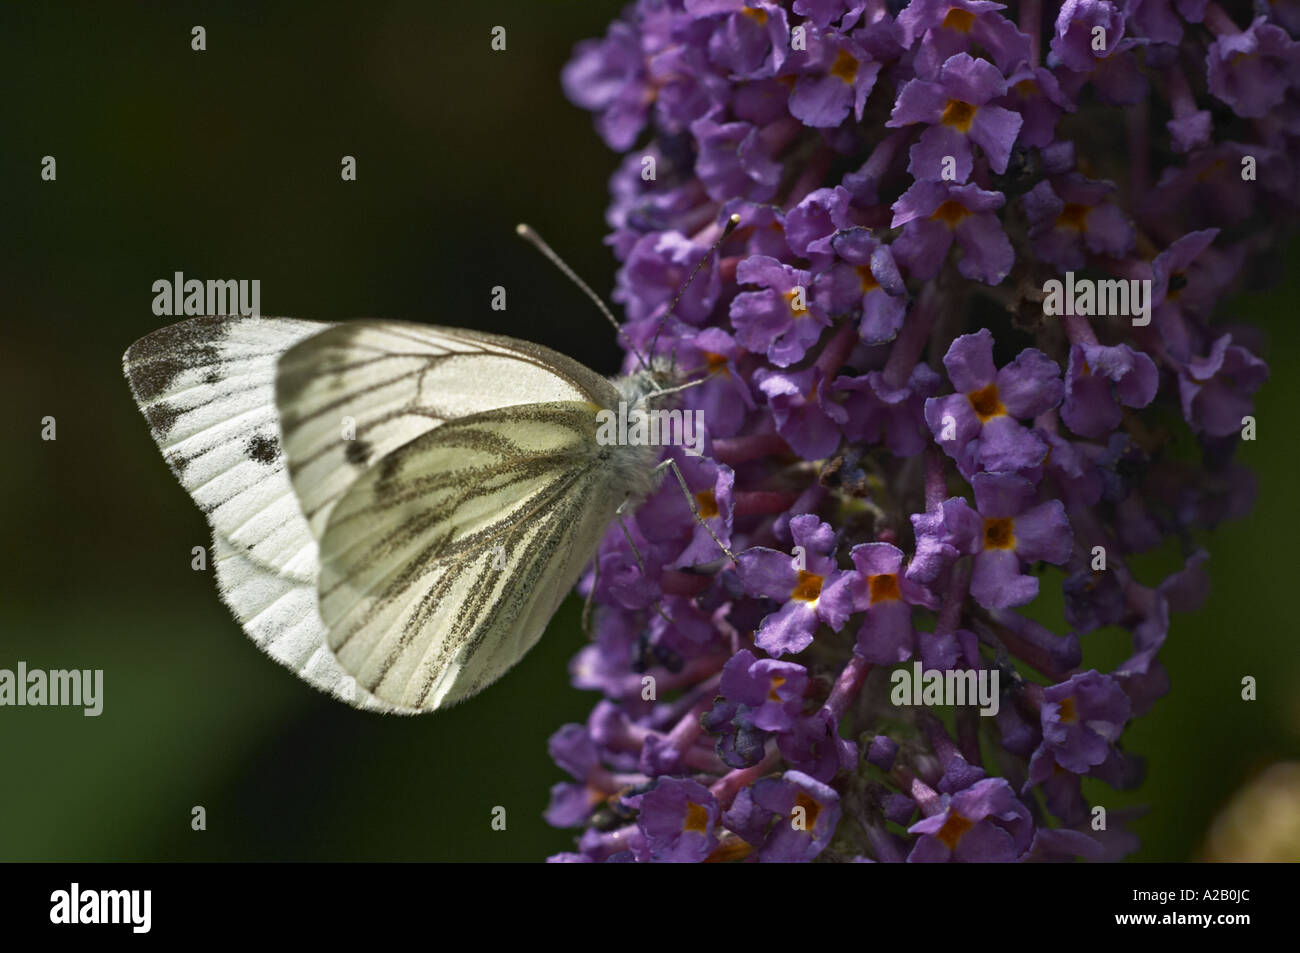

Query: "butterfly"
left=122, top=219, right=737, bottom=714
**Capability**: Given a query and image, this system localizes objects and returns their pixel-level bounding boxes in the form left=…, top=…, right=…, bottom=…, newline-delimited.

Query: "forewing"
left=274, top=320, right=620, bottom=540
left=123, top=315, right=327, bottom=581
left=123, top=315, right=407, bottom=711
left=317, top=401, right=618, bottom=710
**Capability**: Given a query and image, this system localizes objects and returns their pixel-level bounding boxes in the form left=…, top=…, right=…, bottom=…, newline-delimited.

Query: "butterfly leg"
left=653, top=457, right=737, bottom=563
left=615, top=505, right=647, bottom=575
left=614, top=504, right=675, bottom=625
left=581, top=557, right=600, bottom=638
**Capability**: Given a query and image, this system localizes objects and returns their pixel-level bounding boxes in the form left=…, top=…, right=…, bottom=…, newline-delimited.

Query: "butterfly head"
left=616, top=357, right=696, bottom=412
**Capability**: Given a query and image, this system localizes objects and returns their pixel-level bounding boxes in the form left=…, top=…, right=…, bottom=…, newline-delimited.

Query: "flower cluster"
left=547, top=0, right=1289, bottom=862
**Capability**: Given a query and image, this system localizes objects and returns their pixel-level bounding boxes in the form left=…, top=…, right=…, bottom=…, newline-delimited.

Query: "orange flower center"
left=967, top=382, right=1005, bottom=421
left=941, top=7, right=976, bottom=31
left=930, top=200, right=970, bottom=227
left=830, top=48, right=859, bottom=84
left=768, top=675, right=787, bottom=702
left=983, top=517, right=1016, bottom=550
left=704, top=838, right=755, bottom=862
left=1057, top=202, right=1091, bottom=231
left=795, top=791, right=823, bottom=829
left=683, top=801, right=710, bottom=833
left=1059, top=696, right=1078, bottom=724
left=792, top=570, right=824, bottom=602
left=856, top=264, right=880, bottom=293
left=868, top=573, right=901, bottom=604
left=695, top=489, right=719, bottom=519
left=941, top=99, right=977, bottom=132
left=936, top=811, right=974, bottom=849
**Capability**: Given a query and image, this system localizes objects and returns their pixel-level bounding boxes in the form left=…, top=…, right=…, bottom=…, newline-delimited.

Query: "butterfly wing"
left=122, top=315, right=400, bottom=710
left=315, top=400, right=621, bottom=710
left=274, top=320, right=618, bottom=539
left=127, top=316, right=623, bottom=712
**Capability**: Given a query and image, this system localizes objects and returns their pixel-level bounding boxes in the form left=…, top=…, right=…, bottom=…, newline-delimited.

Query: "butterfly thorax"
left=598, top=363, right=689, bottom=506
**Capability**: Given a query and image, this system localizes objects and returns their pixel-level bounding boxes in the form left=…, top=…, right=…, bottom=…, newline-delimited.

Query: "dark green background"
left=1, top=2, right=1295, bottom=862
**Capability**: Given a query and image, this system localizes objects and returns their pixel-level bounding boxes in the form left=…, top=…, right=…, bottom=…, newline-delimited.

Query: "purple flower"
left=1177, top=335, right=1268, bottom=437
left=673, top=325, right=755, bottom=438
left=691, top=117, right=783, bottom=202
left=730, top=255, right=830, bottom=366
left=908, top=778, right=1034, bottom=861
left=701, top=696, right=770, bottom=768
left=1061, top=343, right=1159, bottom=438
left=544, top=724, right=605, bottom=827
left=891, top=181, right=1014, bottom=283
left=693, top=0, right=791, bottom=79
left=945, top=473, right=1074, bottom=609
left=719, top=648, right=808, bottom=733
left=837, top=362, right=942, bottom=456
left=788, top=30, right=882, bottom=128
left=907, top=499, right=964, bottom=590
left=846, top=542, right=929, bottom=663
left=1022, top=175, right=1134, bottom=271
left=999, top=66, right=1073, bottom=148
left=1206, top=17, right=1300, bottom=119
left=897, top=0, right=1032, bottom=78
left=616, top=230, right=722, bottom=327
left=1150, top=227, right=1224, bottom=361
left=887, top=53, right=1024, bottom=181
left=1026, top=671, right=1131, bottom=787
left=638, top=452, right=736, bottom=568
left=1049, top=0, right=1126, bottom=72
left=635, top=778, right=721, bottom=862
left=1126, top=0, right=1184, bottom=44
left=737, top=514, right=855, bottom=655
left=783, top=186, right=854, bottom=267
left=555, top=0, right=1276, bottom=863
left=591, top=517, right=663, bottom=611
left=820, top=227, right=908, bottom=344
left=562, top=21, right=650, bottom=150
left=925, top=328, right=1064, bottom=477
left=752, top=770, right=842, bottom=861
left=755, top=365, right=846, bottom=459
left=1167, top=111, right=1211, bottom=155
left=777, top=707, right=859, bottom=782
left=791, top=0, right=866, bottom=31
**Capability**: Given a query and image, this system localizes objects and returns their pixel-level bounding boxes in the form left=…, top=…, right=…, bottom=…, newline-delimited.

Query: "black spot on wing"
left=377, top=447, right=404, bottom=488
left=145, top=401, right=180, bottom=437
left=246, top=432, right=279, bottom=465
left=345, top=438, right=372, bottom=466
left=165, top=450, right=190, bottom=477
left=123, top=315, right=234, bottom=404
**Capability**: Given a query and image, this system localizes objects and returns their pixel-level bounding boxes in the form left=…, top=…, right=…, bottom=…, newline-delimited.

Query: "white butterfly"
left=122, top=223, right=736, bottom=714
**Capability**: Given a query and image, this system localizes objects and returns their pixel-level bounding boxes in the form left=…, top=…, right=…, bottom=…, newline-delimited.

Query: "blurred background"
left=1, top=1, right=1296, bottom=862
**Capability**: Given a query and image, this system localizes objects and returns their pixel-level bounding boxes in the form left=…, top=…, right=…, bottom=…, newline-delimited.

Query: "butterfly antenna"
left=515, top=223, right=649, bottom=371
left=644, top=372, right=714, bottom=403
left=647, top=212, right=741, bottom=364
